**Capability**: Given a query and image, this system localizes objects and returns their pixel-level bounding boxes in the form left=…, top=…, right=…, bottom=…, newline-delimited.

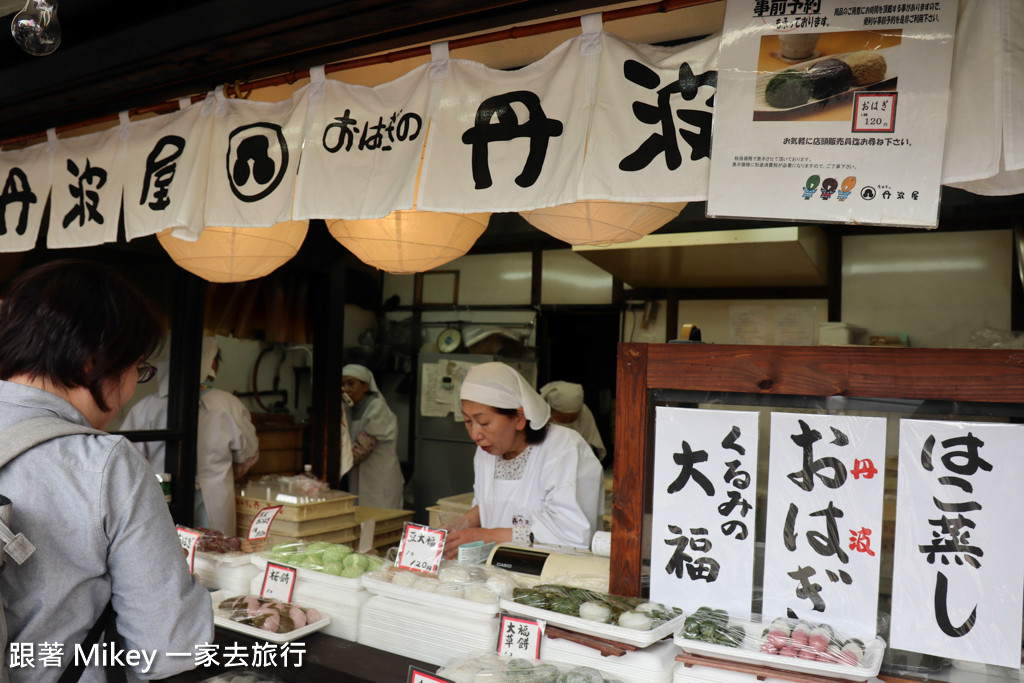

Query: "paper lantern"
left=327, top=210, right=490, bottom=275
left=519, top=200, right=687, bottom=246
left=157, top=221, right=308, bottom=283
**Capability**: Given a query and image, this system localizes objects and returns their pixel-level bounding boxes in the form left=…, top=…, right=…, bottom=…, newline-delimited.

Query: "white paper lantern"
left=327, top=210, right=490, bottom=275
left=157, top=221, right=308, bottom=283
left=519, top=200, right=687, bottom=245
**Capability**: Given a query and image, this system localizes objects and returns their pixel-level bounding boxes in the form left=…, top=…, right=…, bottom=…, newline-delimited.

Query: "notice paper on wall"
left=707, top=1, right=958, bottom=228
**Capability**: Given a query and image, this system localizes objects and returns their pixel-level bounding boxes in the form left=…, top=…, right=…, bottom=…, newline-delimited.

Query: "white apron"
left=349, top=393, right=404, bottom=509
left=474, top=425, right=602, bottom=548
left=196, top=388, right=258, bottom=535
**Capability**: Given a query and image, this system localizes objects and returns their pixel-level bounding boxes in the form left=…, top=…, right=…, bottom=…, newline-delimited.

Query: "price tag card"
left=497, top=613, right=543, bottom=660
left=853, top=92, right=898, bottom=133
left=247, top=505, right=282, bottom=541
left=395, top=522, right=446, bottom=574
left=407, top=666, right=454, bottom=683
left=260, top=562, right=297, bottom=603
left=176, top=526, right=201, bottom=574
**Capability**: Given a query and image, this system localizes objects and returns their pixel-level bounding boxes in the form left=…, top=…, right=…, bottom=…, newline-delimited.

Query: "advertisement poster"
left=762, top=413, right=887, bottom=639
left=891, top=420, right=1024, bottom=668
left=707, top=1, right=958, bottom=228
left=651, top=407, right=760, bottom=619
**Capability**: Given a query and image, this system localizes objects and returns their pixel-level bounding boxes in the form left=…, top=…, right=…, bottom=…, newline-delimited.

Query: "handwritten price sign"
left=176, top=526, right=201, bottom=574
left=260, top=562, right=297, bottom=602
left=407, top=666, right=454, bottom=683
left=248, top=505, right=282, bottom=540
left=395, top=523, right=446, bottom=574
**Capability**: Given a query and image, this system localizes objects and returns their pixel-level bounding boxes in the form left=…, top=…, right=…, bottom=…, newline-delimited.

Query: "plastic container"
left=194, top=551, right=261, bottom=594
left=500, top=585, right=686, bottom=648
left=673, top=608, right=885, bottom=682
left=357, top=594, right=499, bottom=666
left=235, top=484, right=356, bottom=523
left=543, top=636, right=681, bottom=683
left=210, top=590, right=331, bottom=644
left=236, top=510, right=356, bottom=537
left=247, top=564, right=369, bottom=642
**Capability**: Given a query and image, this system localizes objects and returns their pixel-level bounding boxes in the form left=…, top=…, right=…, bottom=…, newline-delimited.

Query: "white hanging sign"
left=49, top=121, right=126, bottom=249
left=891, top=419, right=1024, bottom=669
left=650, top=407, right=760, bottom=619
left=0, top=138, right=53, bottom=253
left=580, top=31, right=719, bottom=202
left=763, top=413, right=887, bottom=639
left=416, top=33, right=593, bottom=213
left=707, top=0, right=958, bottom=228
left=293, top=64, right=433, bottom=220
left=204, top=86, right=310, bottom=228
left=122, top=97, right=214, bottom=241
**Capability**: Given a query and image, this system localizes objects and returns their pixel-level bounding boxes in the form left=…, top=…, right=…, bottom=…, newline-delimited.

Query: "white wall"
left=842, top=230, right=1011, bottom=348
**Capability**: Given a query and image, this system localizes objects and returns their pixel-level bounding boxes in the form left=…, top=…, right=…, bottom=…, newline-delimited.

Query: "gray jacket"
left=0, top=380, right=213, bottom=682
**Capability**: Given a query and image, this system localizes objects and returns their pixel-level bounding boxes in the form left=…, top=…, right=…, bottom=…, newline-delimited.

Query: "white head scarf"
left=460, top=362, right=550, bottom=430
left=200, top=336, right=218, bottom=383
left=342, top=363, right=380, bottom=393
left=540, top=381, right=585, bottom=413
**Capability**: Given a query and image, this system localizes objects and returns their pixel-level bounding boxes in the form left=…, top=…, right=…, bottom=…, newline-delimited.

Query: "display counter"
left=163, top=627, right=439, bottom=683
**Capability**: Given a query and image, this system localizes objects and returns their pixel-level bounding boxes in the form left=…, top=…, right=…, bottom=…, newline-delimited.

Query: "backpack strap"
left=0, top=417, right=105, bottom=565
left=0, top=416, right=105, bottom=470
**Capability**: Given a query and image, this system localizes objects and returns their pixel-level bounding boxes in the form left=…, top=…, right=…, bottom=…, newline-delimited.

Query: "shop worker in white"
left=444, top=362, right=603, bottom=558
left=123, top=336, right=259, bottom=535
left=194, top=337, right=260, bottom=533
left=540, top=380, right=607, bottom=461
left=342, top=363, right=404, bottom=509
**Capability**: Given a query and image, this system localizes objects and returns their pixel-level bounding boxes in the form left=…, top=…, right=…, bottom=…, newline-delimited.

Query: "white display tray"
left=211, top=590, right=331, bottom=644
left=196, top=550, right=255, bottom=568
left=498, top=598, right=686, bottom=648
left=361, top=572, right=501, bottom=617
left=673, top=626, right=885, bottom=683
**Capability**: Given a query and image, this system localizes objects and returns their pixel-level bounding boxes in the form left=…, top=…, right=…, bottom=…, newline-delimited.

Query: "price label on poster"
left=247, top=505, right=282, bottom=540
left=176, top=525, right=201, bottom=574
left=407, top=666, right=454, bottom=683
left=497, top=614, right=543, bottom=660
left=260, top=562, right=297, bottom=603
left=395, top=522, right=446, bottom=574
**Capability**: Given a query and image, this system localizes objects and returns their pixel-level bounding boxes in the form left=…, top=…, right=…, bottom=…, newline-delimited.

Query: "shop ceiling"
left=0, top=0, right=695, bottom=142
left=0, top=0, right=1017, bottom=288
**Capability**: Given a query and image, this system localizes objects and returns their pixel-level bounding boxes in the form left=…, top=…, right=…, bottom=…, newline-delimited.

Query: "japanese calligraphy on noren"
left=891, top=420, right=1024, bottom=669
left=763, top=413, right=886, bottom=639
left=651, top=407, right=760, bottom=619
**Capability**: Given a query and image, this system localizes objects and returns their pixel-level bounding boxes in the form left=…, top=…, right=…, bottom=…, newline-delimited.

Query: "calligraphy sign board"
left=651, top=407, right=760, bottom=619
left=763, top=413, right=886, bottom=639
left=891, top=419, right=1024, bottom=669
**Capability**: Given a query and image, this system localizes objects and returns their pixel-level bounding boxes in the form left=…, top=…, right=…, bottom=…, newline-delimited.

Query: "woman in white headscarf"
left=342, top=363, right=404, bottom=509
left=540, top=381, right=607, bottom=461
left=444, top=362, right=603, bottom=558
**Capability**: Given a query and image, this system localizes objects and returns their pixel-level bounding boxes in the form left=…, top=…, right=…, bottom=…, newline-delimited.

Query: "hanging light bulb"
left=11, top=0, right=60, bottom=57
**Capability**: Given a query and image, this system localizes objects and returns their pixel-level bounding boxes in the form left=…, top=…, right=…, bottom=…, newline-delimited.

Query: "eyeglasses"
left=137, top=363, right=157, bottom=384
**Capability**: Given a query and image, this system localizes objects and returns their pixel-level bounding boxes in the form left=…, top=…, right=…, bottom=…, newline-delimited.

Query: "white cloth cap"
left=460, top=362, right=550, bottom=430
left=540, top=381, right=585, bottom=413
left=200, top=336, right=218, bottom=382
left=343, top=363, right=380, bottom=393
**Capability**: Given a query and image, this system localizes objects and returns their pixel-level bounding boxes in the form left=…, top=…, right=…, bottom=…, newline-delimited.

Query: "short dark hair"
left=496, top=407, right=549, bottom=444
left=0, top=259, right=166, bottom=412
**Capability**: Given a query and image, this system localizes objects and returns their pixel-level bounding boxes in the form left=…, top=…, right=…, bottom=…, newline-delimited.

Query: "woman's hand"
left=442, top=526, right=513, bottom=560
